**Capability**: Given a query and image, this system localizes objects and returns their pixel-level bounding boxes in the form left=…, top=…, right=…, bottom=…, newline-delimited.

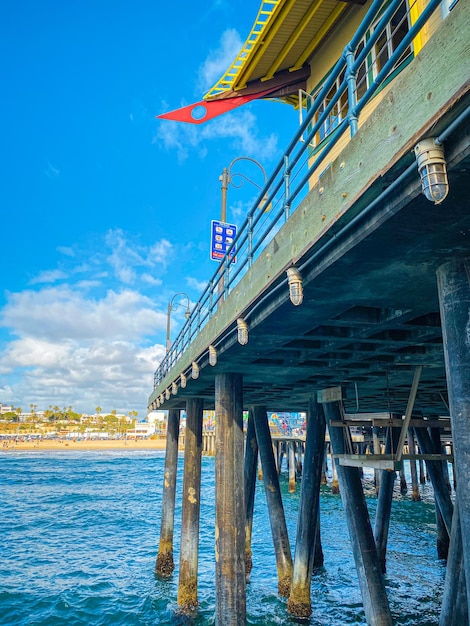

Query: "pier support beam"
left=253, top=405, right=293, bottom=597
left=156, top=408, right=181, bottom=577
left=288, top=396, right=326, bottom=618
left=437, top=258, right=470, bottom=612
left=215, top=373, right=246, bottom=626
left=244, top=408, right=258, bottom=579
left=320, top=389, right=393, bottom=626
left=177, top=398, right=203, bottom=610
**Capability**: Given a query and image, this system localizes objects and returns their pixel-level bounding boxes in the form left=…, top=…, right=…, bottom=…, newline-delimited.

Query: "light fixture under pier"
left=209, top=345, right=217, bottom=366
left=237, top=318, right=249, bottom=345
left=414, top=137, right=449, bottom=204
left=287, top=267, right=303, bottom=306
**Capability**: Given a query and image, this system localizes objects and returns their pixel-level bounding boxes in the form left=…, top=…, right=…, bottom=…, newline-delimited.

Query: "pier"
left=151, top=0, right=470, bottom=623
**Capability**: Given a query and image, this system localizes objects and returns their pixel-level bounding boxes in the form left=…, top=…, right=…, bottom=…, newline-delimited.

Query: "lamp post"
left=219, top=156, right=268, bottom=223
left=166, top=292, right=191, bottom=352
left=217, top=157, right=269, bottom=302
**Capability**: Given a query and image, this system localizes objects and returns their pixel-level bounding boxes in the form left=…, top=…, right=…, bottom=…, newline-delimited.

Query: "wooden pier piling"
left=413, top=426, right=453, bottom=536
left=439, top=502, right=468, bottom=624
left=177, top=398, right=203, bottom=610
left=407, top=428, right=421, bottom=501
left=437, top=258, right=470, bottom=612
left=330, top=444, right=340, bottom=494
left=288, top=442, right=296, bottom=493
left=156, top=409, right=181, bottom=577
left=253, top=405, right=293, bottom=597
left=320, top=390, right=393, bottom=626
left=214, top=373, right=246, bottom=626
left=287, top=396, right=326, bottom=618
left=373, top=428, right=400, bottom=574
left=244, top=408, right=258, bottom=579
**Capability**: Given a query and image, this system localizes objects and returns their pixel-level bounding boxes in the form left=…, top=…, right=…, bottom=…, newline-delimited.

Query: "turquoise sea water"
left=0, top=451, right=444, bottom=625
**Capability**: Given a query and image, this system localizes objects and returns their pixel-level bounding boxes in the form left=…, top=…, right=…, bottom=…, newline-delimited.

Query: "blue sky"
left=0, top=0, right=298, bottom=417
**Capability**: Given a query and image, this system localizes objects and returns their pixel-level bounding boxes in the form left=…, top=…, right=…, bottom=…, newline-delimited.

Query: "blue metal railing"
left=154, top=0, right=443, bottom=390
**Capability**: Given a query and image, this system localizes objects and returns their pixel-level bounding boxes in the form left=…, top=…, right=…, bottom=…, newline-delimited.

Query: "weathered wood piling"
left=243, top=408, right=258, bottom=579
left=287, top=396, right=326, bottom=618
left=253, top=405, right=293, bottom=597
left=214, top=373, right=246, bottom=625
left=437, top=258, right=470, bottom=615
left=177, top=398, right=203, bottom=610
left=320, top=391, right=393, bottom=626
left=155, top=408, right=180, bottom=577
left=373, top=428, right=400, bottom=574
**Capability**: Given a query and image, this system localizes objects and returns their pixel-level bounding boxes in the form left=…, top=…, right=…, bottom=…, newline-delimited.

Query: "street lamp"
left=217, top=157, right=269, bottom=301
left=166, top=292, right=191, bottom=352
left=219, top=156, right=268, bottom=223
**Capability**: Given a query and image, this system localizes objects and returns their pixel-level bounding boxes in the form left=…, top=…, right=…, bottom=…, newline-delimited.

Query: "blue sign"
left=210, top=220, right=237, bottom=263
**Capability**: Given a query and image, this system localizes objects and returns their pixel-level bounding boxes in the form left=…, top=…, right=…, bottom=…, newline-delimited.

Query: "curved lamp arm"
left=219, top=156, right=267, bottom=222
left=166, top=292, right=191, bottom=352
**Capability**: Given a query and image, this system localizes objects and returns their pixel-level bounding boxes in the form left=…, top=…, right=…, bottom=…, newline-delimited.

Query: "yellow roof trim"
left=289, top=3, right=346, bottom=72
left=232, top=0, right=297, bottom=91
left=261, top=0, right=324, bottom=82
left=204, top=0, right=352, bottom=103
left=204, top=0, right=282, bottom=99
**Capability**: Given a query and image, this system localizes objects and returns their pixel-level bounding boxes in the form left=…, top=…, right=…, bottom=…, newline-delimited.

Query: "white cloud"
left=0, top=282, right=169, bottom=415
left=141, top=273, right=163, bottom=286
left=0, top=226, right=199, bottom=416
left=154, top=26, right=281, bottom=163
left=105, top=229, right=173, bottom=284
left=0, top=337, right=166, bottom=416
left=75, top=279, right=103, bottom=290
left=57, top=246, right=75, bottom=257
left=186, top=276, right=208, bottom=292
left=44, top=161, right=60, bottom=179
left=148, top=239, right=173, bottom=265
left=29, top=269, right=68, bottom=285
left=200, top=110, right=279, bottom=158
left=155, top=109, right=279, bottom=164
left=1, top=286, right=165, bottom=342
left=197, top=28, right=243, bottom=92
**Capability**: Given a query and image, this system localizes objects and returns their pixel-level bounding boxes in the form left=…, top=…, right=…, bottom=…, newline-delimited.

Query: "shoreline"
left=1, top=438, right=168, bottom=452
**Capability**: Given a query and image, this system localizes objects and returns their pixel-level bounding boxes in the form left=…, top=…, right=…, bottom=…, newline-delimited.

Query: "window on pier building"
left=309, top=0, right=413, bottom=149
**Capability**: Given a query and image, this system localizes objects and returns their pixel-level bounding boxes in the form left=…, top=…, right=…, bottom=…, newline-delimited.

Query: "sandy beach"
left=1, top=437, right=168, bottom=452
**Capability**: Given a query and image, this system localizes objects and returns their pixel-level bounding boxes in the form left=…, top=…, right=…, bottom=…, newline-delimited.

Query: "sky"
left=0, top=0, right=299, bottom=418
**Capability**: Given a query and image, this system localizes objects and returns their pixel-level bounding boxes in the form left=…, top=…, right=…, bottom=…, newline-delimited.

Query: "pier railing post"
left=253, top=405, right=293, bottom=597
left=156, top=408, right=181, bottom=577
left=288, top=395, right=326, bottom=617
left=177, top=398, right=203, bottom=610
left=319, top=387, right=393, bottom=626
left=215, top=373, right=246, bottom=626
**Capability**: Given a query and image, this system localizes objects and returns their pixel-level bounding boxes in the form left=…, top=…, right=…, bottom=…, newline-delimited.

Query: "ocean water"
left=0, top=451, right=444, bottom=625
